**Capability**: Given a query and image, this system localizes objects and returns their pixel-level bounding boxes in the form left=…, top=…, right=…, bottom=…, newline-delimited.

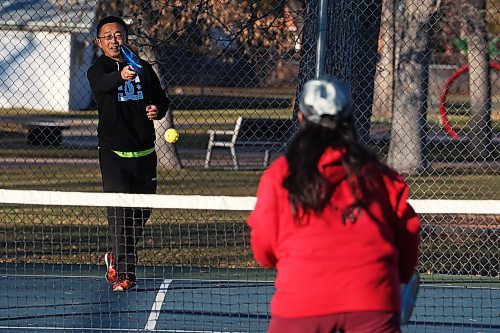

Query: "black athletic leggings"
left=98, top=148, right=157, bottom=278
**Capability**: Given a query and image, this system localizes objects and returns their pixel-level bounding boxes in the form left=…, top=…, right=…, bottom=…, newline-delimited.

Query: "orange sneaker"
left=112, top=278, right=137, bottom=292
left=104, top=252, right=117, bottom=284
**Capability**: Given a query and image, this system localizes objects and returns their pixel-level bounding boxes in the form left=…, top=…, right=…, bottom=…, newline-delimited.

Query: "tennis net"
left=0, top=189, right=498, bottom=332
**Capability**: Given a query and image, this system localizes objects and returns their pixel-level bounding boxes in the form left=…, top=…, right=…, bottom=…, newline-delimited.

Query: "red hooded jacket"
left=247, top=148, right=420, bottom=318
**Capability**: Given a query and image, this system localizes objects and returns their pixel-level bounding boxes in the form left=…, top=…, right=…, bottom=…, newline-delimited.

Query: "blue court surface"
left=1, top=264, right=498, bottom=333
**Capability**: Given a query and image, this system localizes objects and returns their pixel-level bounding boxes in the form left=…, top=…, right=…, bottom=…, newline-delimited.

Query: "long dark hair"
left=283, top=116, right=378, bottom=223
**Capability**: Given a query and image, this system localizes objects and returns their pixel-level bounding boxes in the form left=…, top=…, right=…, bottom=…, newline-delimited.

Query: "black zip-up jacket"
left=87, top=55, right=169, bottom=151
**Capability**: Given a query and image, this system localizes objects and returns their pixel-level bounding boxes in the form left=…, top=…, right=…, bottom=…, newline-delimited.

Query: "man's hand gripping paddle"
left=120, top=44, right=143, bottom=75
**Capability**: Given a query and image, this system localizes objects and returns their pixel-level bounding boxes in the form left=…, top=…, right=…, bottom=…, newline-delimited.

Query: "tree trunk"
left=130, top=2, right=183, bottom=169
left=146, top=48, right=183, bottom=169
left=138, top=45, right=182, bottom=169
left=293, top=0, right=318, bottom=122
left=154, top=114, right=182, bottom=168
left=464, top=0, right=492, bottom=158
left=294, top=0, right=382, bottom=141
left=388, top=0, right=437, bottom=174
left=372, top=0, right=395, bottom=121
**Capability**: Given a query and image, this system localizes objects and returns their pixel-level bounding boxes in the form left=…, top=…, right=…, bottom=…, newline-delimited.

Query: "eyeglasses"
left=98, top=33, right=125, bottom=41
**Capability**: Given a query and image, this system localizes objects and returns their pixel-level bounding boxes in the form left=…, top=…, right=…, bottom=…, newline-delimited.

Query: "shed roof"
left=0, top=0, right=96, bottom=32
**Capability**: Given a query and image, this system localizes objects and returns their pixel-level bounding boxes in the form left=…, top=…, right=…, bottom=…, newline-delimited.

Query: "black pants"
left=99, top=148, right=157, bottom=278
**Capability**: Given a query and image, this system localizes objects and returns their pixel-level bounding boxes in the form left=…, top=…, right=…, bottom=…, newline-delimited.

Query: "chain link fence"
left=0, top=0, right=498, bottom=279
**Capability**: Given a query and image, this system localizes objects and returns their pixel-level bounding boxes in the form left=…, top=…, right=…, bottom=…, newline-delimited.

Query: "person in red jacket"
left=247, top=77, right=420, bottom=333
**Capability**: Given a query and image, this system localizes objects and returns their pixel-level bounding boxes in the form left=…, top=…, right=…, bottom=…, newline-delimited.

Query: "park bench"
left=204, top=116, right=295, bottom=170
left=0, top=117, right=70, bottom=147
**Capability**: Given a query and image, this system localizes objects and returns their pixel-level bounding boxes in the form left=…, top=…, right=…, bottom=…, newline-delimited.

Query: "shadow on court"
left=0, top=264, right=498, bottom=333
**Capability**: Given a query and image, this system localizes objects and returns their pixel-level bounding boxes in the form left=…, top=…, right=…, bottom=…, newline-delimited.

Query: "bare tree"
left=292, top=0, right=319, bottom=121
left=286, top=0, right=305, bottom=33
left=126, top=1, right=182, bottom=169
left=388, top=0, right=440, bottom=174
left=122, top=1, right=297, bottom=168
left=463, top=0, right=492, bottom=158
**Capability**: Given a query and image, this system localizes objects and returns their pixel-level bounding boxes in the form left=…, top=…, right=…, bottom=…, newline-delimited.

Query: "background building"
left=0, top=0, right=95, bottom=112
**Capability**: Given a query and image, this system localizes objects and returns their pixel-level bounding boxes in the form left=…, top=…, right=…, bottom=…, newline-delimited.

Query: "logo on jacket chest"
left=117, top=76, right=144, bottom=101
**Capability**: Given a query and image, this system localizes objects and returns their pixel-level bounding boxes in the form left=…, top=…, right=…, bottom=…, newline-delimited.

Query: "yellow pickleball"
left=164, top=128, right=179, bottom=143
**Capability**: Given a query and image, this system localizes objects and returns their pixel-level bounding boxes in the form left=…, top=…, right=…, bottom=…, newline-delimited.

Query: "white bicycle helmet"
left=298, top=77, right=353, bottom=124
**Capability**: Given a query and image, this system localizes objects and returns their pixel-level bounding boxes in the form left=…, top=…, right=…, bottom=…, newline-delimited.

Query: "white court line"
left=145, top=278, right=173, bottom=331
left=0, top=327, right=245, bottom=333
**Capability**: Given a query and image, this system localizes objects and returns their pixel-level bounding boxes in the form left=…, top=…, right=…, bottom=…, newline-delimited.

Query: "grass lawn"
left=0, top=99, right=499, bottom=198
left=2, top=201, right=497, bottom=278
left=0, top=92, right=498, bottom=273
left=1, top=162, right=498, bottom=199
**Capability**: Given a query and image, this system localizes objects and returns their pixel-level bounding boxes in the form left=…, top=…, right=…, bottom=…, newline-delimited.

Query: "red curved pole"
left=439, top=60, right=500, bottom=139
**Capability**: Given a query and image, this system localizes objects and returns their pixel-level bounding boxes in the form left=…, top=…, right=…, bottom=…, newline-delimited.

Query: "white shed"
left=0, top=0, right=96, bottom=112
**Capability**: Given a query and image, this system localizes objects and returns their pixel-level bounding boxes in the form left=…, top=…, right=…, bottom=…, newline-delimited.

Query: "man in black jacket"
left=87, top=16, right=170, bottom=292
